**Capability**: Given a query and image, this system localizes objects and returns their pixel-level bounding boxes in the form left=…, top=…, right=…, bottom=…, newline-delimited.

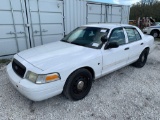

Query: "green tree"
left=130, top=1, right=160, bottom=22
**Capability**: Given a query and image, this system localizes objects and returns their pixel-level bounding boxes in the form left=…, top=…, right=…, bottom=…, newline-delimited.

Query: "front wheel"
left=63, top=68, right=93, bottom=100
left=151, top=30, right=159, bottom=38
left=132, top=49, right=149, bottom=68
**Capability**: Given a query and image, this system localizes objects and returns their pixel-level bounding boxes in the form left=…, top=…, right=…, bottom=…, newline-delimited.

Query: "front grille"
left=12, top=59, right=26, bottom=78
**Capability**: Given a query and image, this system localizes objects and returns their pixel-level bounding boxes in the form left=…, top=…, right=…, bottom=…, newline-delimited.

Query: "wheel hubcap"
left=77, top=81, right=84, bottom=90
left=153, top=33, right=158, bottom=37
left=141, top=54, right=145, bottom=62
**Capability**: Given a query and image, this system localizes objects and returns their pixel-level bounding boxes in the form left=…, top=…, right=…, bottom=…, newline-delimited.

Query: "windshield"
left=61, top=27, right=109, bottom=48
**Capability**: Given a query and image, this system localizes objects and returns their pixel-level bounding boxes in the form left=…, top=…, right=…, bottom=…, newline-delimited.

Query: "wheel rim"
left=141, top=54, right=145, bottom=62
left=72, top=75, right=89, bottom=95
left=77, top=81, right=85, bottom=90
left=153, top=32, right=158, bottom=38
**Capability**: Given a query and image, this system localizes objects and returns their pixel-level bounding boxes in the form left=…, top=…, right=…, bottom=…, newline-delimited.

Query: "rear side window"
left=125, top=28, right=142, bottom=43
left=134, top=29, right=141, bottom=40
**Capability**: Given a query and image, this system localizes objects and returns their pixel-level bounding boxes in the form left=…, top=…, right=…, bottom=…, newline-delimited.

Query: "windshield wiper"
left=62, top=40, right=83, bottom=46
left=61, top=40, right=87, bottom=47
left=71, top=42, right=84, bottom=46
left=61, top=40, right=71, bottom=43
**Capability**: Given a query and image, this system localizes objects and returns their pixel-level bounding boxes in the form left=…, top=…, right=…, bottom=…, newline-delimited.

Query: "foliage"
left=155, top=38, right=160, bottom=42
left=0, top=59, right=10, bottom=64
left=130, top=1, right=160, bottom=22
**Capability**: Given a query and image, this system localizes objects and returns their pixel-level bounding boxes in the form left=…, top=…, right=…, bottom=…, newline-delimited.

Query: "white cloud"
left=91, top=0, right=141, bottom=5
left=118, top=0, right=140, bottom=5
left=113, top=0, right=120, bottom=4
left=111, top=0, right=141, bottom=5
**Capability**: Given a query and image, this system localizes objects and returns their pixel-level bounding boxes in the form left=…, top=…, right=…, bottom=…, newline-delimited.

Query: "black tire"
left=132, top=49, right=149, bottom=68
left=151, top=30, right=159, bottom=38
left=63, top=68, right=93, bottom=101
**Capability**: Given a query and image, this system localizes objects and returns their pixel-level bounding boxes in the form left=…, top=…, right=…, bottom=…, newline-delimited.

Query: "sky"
left=113, top=0, right=140, bottom=5
left=90, top=0, right=141, bottom=5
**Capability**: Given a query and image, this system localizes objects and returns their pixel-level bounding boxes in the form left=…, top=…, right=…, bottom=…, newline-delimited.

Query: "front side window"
left=125, top=28, right=141, bottom=43
left=61, top=27, right=109, bottom=48
left=109, top=28, right=126, bottom=45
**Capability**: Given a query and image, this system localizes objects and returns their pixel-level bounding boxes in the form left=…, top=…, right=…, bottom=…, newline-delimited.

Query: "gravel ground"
left=0, top=42, right=160, bottom=120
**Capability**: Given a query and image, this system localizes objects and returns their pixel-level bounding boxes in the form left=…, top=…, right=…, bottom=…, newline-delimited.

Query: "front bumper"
left=149, top=43, right=156, bottom=54
left=6, top=63, right=64, bottom=101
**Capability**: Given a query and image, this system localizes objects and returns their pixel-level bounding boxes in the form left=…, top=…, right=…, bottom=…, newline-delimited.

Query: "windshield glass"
left=61, top=27, right=109, bottom=48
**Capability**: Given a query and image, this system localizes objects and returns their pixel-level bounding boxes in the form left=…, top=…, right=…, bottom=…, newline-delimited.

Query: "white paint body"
left=143, top=26, right=160, bottom=36
left=7, top=24, right=155, bottom=101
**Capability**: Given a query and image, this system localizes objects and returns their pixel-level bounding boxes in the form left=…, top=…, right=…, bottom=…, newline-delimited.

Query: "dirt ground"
left=0, top=41, right=160, bottom=120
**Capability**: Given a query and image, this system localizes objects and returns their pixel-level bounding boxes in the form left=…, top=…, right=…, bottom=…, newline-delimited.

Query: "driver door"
left=102, top=27, right=129, bottom=75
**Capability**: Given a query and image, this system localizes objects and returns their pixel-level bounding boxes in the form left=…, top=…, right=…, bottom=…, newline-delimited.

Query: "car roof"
left=82, top=23, right=133, bottom=29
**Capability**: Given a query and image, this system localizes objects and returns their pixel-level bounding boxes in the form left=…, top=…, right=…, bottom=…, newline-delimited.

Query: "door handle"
left=34, top=30, right=40, bottom=34
left=141, top=43, right=144, bottom=45
left=42, top=29, right=48, bottom=32
left=34, top=30, right=48, bottom=34
left=17, top=31, right=25, bottom=34
left=7, top=31, right=25, bottom=35
left=6, top=31, right=16, bottom=35
left=124, top=47, right=129, bottom=50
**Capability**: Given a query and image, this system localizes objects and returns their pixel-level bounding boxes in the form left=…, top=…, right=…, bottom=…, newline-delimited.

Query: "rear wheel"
left=151, top=30, right=159, bottom=38
left=63, top=68, right=92, bottom=100
left=132, top=49, right=149, bottom=68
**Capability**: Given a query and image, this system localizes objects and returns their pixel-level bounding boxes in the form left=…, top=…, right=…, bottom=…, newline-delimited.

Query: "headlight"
left=25, top=71, right=60, bottom=84
left=25, top=71, right=38, bottom=83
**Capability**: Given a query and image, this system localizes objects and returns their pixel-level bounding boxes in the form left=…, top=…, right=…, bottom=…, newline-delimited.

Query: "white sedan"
left=143, top=24, right=160, bottom=38
left=7, top=24, right=155, bottom=101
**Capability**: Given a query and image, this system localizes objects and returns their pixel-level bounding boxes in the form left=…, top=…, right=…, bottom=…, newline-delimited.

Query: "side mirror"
left=101, top=35, right=108, bottom=43
left=105, top=42, right=119, bottom=49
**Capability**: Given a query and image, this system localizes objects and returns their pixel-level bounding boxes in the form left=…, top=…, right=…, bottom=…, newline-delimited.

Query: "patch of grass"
left=155, top=38, right=160, bottom=42
left=0, top=59, right=11, bottom=64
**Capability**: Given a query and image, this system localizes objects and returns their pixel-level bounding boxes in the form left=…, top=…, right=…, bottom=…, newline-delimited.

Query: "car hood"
left=149, top=25, right=160, bottom=28
left=18, top=41, right=98, bottom=71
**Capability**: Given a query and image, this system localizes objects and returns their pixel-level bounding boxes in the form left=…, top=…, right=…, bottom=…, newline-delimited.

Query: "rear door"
left=121, top=6, right=130, bottom=24
left=87, top=3, right=106, bottom=24
left=0, top=0, right=65, bottom=57
left=107, top=6, right=122, bottom=23
left=0, top=0, right=30, bottom=57
left=102, top=27, right=129, bottom=75
left=26, top=0, right=64, bottom=47
left=124, top=27, right=144, bottom=64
